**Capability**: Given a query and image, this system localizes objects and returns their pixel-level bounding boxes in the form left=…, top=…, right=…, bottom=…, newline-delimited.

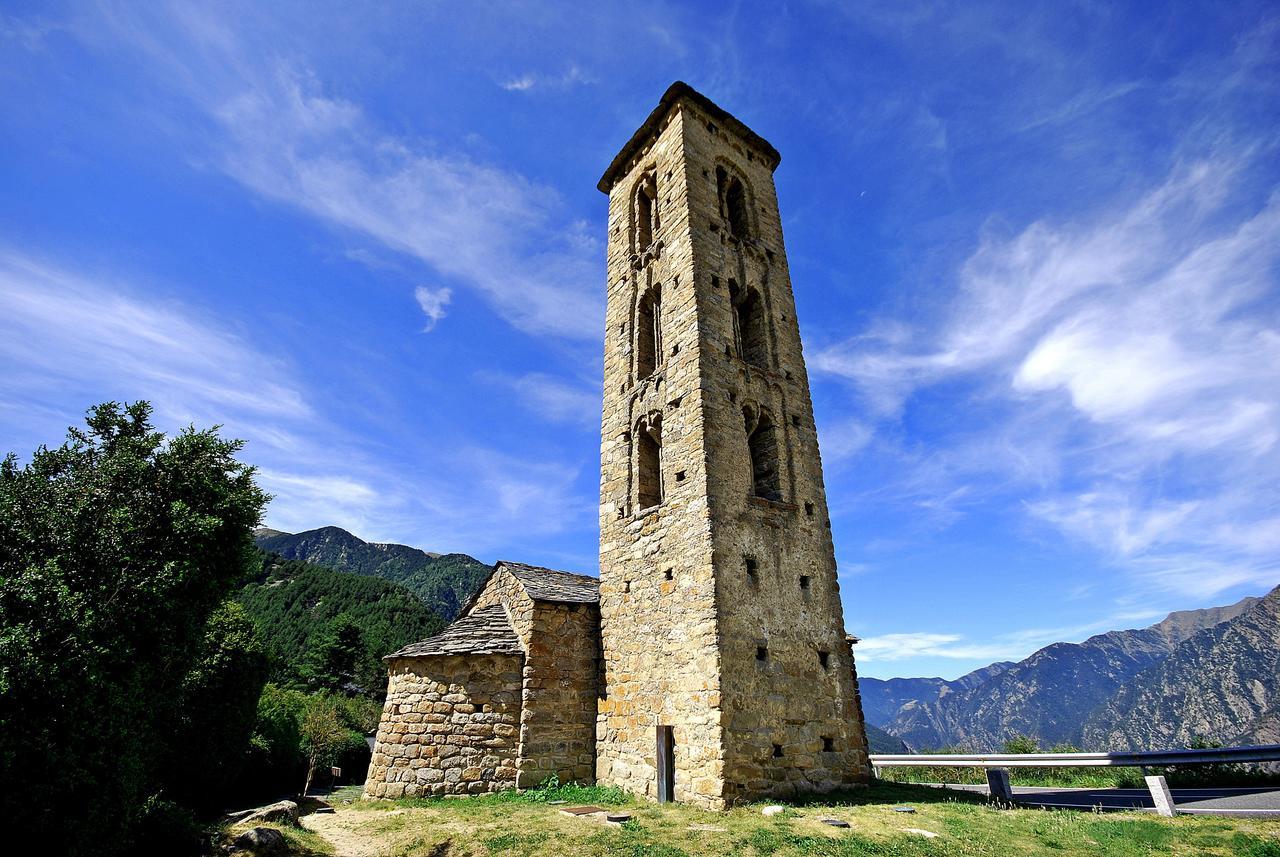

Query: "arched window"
left=634, top=172, right=658, bottom=251
left=744, top=407, right=782, bottom=501
left=636, top=412, right=663, bottom=510
left=731, top=283, right=768, bottom=369
left=635, top=285, right=661, bottom=379
left=716, top=165, right=750, bottom=239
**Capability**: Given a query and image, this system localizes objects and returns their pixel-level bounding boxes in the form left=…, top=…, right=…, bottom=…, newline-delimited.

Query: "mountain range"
left=254, top=526, right=492, bottom=621
left=862, top=587, right=1276, bottom=752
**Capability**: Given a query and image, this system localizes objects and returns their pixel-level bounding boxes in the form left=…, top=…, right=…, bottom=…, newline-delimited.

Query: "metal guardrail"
left=868, top=743, right=1280, bottom=817
left=869, top=743, right=1280, bottom=768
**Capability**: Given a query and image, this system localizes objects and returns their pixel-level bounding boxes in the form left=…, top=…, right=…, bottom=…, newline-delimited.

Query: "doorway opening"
left=656, top=725, right=674, bottom=803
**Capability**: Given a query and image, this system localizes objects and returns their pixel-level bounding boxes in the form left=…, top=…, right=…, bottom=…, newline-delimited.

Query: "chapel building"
left=365, top=82, right=871, bottom=809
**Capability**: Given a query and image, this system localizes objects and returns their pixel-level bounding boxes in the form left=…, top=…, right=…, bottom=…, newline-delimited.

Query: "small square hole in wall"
left=620, top=431, right=631, bottom=442
left=785, top=371, right=794, bottom=380
left=818, top=650, right=830, bottom=669
left=791, top=415, right=801, bottom=428
left=664, top=568, right=674, bottom=581
left=772, top=743, right=784, bottom=758
left=624, top=580, right=631, bottom=593
left=477, top=703, right=487, bottom=713
left=729, top=391, right=738, bottom=403
left=675, top=470, right=686, bottom=483
left=711, top=275, right=720, bottom=288
left=745, top=556, right=758, bottom=579
left=823, top=736, right=835, bottom=752
left=756, top=645, right=768, bottom=661
left=804, top=502, right=814, bottom=517
left=799, top=575, right=811, bottom=590
left=671, top=343, right=680, bottom=356
left=703, top=168, right=710, bottom=178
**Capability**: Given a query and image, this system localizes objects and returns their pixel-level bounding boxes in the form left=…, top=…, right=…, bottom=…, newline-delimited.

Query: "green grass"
left=286, top=780, right=1280, bottom=856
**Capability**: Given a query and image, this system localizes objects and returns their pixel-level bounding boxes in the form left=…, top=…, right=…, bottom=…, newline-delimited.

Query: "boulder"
left=243, top=800, right=299, bottom=827
left=231, top=826, right=287, bottom=855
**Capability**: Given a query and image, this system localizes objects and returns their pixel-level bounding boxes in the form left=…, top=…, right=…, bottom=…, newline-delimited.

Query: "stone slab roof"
left=597, top=80, right=782, bottom=193
left=497, top=561, right=600, bottom=604
left=386, top=605, right=521, bottom=659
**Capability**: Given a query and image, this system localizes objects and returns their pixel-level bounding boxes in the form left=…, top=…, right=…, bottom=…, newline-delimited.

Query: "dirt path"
left=301, top=809, right=385, bottom=857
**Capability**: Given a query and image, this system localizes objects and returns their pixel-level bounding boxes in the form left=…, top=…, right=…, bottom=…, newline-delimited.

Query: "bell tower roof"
left=596, top=81, right=781, bottom=193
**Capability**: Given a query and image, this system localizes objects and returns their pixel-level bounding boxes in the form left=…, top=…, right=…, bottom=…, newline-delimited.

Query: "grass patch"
left=313, top=780, right=1279, bottom=856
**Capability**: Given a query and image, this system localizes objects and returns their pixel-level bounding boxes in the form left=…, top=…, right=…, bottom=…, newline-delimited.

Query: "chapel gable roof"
left=385, top=605, right=521, bottom=659
left=495, top=560, right=600, bottom=605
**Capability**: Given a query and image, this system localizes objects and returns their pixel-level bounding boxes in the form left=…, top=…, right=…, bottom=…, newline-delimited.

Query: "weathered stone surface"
left=367, top=82, right=870, bottom=810
left=231, top=826, right=286, bottom=855
left=595, top=83, right=870, bottom=808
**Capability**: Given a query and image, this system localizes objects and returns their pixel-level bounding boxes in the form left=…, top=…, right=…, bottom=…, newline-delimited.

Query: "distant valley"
left=861, top=586, right=1279, bottom=752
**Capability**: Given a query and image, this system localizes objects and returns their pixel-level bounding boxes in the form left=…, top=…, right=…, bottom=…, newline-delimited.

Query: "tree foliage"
left=237, top=551, right=444, bottom=694
left=0, top=402, right=267, bottom=854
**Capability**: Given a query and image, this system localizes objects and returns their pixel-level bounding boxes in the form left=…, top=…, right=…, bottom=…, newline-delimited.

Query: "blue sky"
left=2, top=2, right=1278, bottom=680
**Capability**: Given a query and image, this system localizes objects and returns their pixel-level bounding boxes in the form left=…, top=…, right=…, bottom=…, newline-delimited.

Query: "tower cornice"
left=597, top=81, right=781, bottom=194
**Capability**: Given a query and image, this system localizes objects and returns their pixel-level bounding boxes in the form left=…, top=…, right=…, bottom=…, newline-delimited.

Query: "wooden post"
left=1145, top=775, right=1175, bottom=817
left=656, top=725, right=674, bottom=803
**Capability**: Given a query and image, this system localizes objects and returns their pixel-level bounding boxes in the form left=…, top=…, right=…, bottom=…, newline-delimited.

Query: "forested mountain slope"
left=255, top=526, right=492, bottom=621
left=237, top=551, right=446, bottom=692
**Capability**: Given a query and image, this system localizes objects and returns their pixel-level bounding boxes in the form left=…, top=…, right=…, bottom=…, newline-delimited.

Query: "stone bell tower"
left=595, top=82, right=871, bottom=808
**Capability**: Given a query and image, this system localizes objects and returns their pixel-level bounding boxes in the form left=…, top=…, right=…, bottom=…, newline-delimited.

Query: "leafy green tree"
left=1002, top=734, right=1041, bottom=754
left=0, top=402, right=266, bottom=854
left=164, top=601, right=270, bottom=809
left=300, top=613, right=365, bottom=693
left=300, top=695, right=350, bottom=795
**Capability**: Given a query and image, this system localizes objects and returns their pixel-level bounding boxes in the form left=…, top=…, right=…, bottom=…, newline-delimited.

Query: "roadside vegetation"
left=0, top=403, right=386, bottom=854
left=277, top=779, right=1280, bottom=857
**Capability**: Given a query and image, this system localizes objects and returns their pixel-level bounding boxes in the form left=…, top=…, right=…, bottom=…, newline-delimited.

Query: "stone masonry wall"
left=471, top=569, right=601, bottom=787
left=598, top=104, right=728, bottom=808
left=364, top=654, right=522, bottom=798
left=679, top=100, right=871, bottom=800
left=520, top=601, right=601, bottom=786
left=598, top=88, right=870, bottom=809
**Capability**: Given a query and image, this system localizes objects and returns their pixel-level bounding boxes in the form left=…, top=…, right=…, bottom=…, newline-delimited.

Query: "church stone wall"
left=518, top=601, right=601, bottom=786
left=471, top=569, right=600, bottom=787
left=598, top=88, right=870, bottom=808
left=365, top=654, right=522, bottom=798
left=680, top=104, right=871, bottom=800
left=598, top=105, right=728, bottom=807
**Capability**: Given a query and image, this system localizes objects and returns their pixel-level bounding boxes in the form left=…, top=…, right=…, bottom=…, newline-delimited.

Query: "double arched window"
left=636, top=412, right=664, bottom=510
left=744, top=406, right=782, bottom=502
left=729, top=280, right=768, bottom=369
left=716, top=165, right=751, bottom=240
left=633, top=171, right=658, bottom=252
left=635, top=284, right=661, bottom=380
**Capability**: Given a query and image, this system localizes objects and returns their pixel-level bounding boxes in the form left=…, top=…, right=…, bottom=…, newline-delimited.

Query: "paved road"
left=932, top=783, right=1280, bottom=817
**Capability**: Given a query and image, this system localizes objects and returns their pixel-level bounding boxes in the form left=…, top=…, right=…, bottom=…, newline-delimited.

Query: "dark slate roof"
left=497, top=561, right=599, bottom=604
left=386, top=605, right=521, bottom=659
left=598, top=81, right=782, bottom=193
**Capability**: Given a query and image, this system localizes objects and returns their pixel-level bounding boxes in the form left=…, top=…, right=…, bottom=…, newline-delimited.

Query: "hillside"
left=864, top=723, right=909, bottom=754
left=255, top=526, right=492, bottom=621
left=237, top=551, right=446, bottom=692
left=1082, top=585, right=1280, bottom=750
left=861, top=593, right=1263, bottom=751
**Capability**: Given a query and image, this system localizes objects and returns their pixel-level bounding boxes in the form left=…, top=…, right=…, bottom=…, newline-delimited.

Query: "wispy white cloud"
left=500, top=64, right=594, bottom=92
left=414, top=285, right=452, bottom=331
left=481, top=372, right=600, bottom=427
left=814, top=153, right=1280, bottom=598
left=857, top=611, right=1168, bottom=665
left=0, top=251, right=308, bottom=427
left=79, top=5, right=603, bottom=340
